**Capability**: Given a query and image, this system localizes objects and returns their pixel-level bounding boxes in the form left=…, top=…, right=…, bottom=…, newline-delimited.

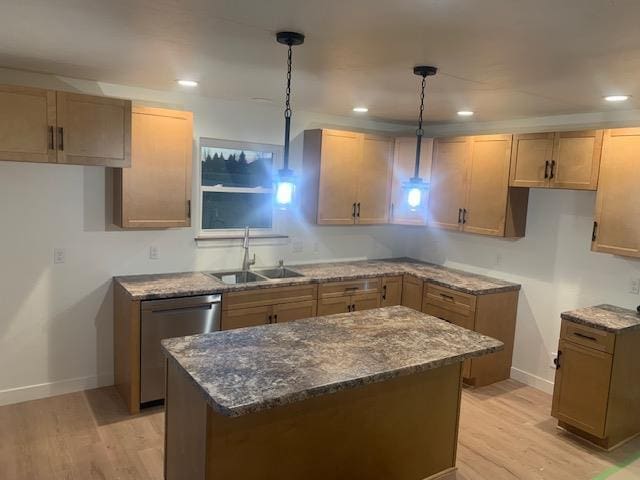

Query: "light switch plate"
left=149, top=246, right=160, bottom=260
left=630, top=278, right=640, bottom=295
left=53, top=248, right=66, bottom=264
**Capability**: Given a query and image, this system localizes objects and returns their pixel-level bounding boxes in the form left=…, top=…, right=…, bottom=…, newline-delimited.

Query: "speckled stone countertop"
left=561, top=304, right=640, bottom=334
left=161, top=306, right=503, bottom=417
left=115, top=258, right=520, bottom=300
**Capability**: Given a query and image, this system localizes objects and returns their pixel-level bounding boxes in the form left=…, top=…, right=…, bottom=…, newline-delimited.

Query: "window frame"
left=198, top=137, right=283, bottom=237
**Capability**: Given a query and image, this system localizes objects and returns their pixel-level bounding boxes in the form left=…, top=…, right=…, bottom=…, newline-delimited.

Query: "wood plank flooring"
left=1, top=379, right=639, bottom=479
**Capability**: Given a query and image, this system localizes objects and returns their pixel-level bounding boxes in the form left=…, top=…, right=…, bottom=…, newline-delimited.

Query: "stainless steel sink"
left=209, top=270, right=268, bottom=284
left=253, top=267, right=304, bottom=279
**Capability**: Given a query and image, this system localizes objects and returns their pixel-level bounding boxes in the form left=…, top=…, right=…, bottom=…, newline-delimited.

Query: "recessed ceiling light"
left=604, top=95, right=630, bottom=102
left=353, top=106, right=369, bottom=113
left=457, top=110, right=474, bottom=116
left=177, top=79, right=198, bottom=87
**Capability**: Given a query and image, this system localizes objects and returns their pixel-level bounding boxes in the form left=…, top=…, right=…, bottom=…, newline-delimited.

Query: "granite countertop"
left=161, top=305, right=503, bottom=417
left=561, top=304, right=640, bottom=334
left=115, top=258, right=520, bottom=300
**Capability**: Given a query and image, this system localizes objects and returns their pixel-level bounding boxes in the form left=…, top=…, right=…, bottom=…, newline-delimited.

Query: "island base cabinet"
left=551, top=321, right=640, bottom=450
left=165, top=359, right=463, bottom=480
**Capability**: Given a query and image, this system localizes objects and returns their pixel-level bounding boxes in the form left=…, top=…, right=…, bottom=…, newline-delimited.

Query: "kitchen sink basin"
left=253, top=267, right=304, bottom=279
left=209, top=270, right=268, bottom=284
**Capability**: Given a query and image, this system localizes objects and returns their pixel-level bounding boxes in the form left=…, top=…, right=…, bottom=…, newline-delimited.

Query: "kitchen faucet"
left=242, top=226, right=256, bottom=271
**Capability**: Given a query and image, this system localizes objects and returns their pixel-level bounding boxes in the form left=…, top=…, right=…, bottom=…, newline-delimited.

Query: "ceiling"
left=1, top=0, right=639, bottom=123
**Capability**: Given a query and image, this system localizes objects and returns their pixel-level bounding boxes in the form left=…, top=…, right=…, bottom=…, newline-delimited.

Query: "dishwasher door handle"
left=149, top=304, right=215, bottom=315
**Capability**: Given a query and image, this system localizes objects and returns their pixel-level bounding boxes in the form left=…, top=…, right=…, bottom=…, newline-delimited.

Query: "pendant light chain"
left=414, top=74, right=427, bottom=178
left=282, top=42, right=293, bottom=170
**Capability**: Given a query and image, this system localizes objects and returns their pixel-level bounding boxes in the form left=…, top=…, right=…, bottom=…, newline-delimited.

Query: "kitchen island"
left=161, top=305, right=503, bottom=480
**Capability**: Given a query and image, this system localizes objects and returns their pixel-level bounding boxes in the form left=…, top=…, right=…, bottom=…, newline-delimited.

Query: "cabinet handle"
left=554, top=351, right=562, bottom=370
left=187, top=200, right=191, bottom=219
left=352, top=304, right=356, bottom=311
left=549, top=160, right=556, bottom=179
left=440, top=293, right=455, bottom=302
left=356, top=203, right=361, bottom=218
left=58, top=127, right=64, bottom=151
left=268, top=315, right=272, bottom=324
left=573, top=332, right=598, bottom=342
left=544, top=160, right=549, bottom=179
left=274, top=314, right=278, bottom=323
left=592, top=221, right=598, bottom=242
left=458, top=208, right=463, bottom=224
left=382, top=285, right=387, bottom=300
left=462, top=208, right=467, bottom=224
left=48, top=126, right=54, bottom=150
left=352, top=202, right=357, bottom=218
left=347, top=304, right=352, bottom=312
left=390, top=203, right=394, bottom=220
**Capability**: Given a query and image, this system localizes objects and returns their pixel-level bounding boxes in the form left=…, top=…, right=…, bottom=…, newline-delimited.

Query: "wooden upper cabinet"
left=509, top=132, right=554, bottom=188
left=463, top=135, right=513, bottom=236
left=430, top=134, right=528, bottom=238
left=0, top=85, right=57, bottom=163
left=551, top=130, right=602, bottom=190
left=429, top=136, right=471, bottom=231
left=357, top=134, right=394, bottom=224
left=390, top=136, right=433, bottom=225
left=592, top=128, right=640, bottom=258
left=113, top=107, right=193, bottom=229
left=510, top=130, right=603, bottom=190
left=56, top=92, right=131, bottom=167
left=302, top=129, right=393, bottom=225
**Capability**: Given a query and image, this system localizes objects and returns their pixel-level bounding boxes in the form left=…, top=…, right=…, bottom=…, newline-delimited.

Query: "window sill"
left=195, top=233, right=290, bottom=247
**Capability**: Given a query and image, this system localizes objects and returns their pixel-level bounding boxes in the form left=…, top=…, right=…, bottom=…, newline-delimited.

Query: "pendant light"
left=404, top=65, right=437, bottom=211
left=275, top=31, right=305, bottom=209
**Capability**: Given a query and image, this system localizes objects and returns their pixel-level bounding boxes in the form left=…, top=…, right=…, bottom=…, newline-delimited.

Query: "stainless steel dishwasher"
left=140, top=294, right=221, bottom=405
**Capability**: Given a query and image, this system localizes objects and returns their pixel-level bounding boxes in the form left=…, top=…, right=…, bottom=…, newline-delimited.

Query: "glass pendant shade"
left=403, top=177, right=429, bottom=211
left=275, top=168, right=296, bottom=209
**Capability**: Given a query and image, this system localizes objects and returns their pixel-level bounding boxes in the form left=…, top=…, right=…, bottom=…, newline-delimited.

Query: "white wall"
left=0, top=68, right=412, bottom=405
left=407, top=116, right=640, bottom=393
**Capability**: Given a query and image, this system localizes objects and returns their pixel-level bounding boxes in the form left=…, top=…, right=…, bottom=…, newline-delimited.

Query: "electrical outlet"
left=53, top=248, right=66, bottom=264
left=630, top=278, right=640, bottom=295
left=149, top=246, right=160, bottom=260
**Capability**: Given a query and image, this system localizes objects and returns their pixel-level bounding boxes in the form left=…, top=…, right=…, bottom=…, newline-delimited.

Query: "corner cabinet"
left=0, top=84, right=131, bottom=167
left=510, top=130, right=602, bottom=190
left=429, top=134, right=529, bottom=238
left=389, top=136, right=433, bottom=225
left=302, top=129, right=393, bottom=225
left=591, top=128, right=640, bottom=258
left=113, top=107, right=193, bottom=229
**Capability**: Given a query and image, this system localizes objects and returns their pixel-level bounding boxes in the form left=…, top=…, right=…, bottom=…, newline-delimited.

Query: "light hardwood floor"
left=1, top=379, right=639, bottom=479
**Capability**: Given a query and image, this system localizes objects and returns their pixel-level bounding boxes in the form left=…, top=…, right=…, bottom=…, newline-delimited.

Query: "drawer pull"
left=440, top=293, right=455, bottom=302
left=573, top=332, right=598, bottom=342
left=345, top=286, right=359, bottom=291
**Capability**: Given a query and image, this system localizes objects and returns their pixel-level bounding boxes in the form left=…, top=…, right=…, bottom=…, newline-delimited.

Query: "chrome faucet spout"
left=242, top=226, right=255, bottom=271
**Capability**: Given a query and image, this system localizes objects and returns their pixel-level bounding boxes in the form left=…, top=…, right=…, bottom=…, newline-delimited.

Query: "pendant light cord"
left=282, top=43, right=293, bottom=171
left=414, top=74, right=427, bottom=178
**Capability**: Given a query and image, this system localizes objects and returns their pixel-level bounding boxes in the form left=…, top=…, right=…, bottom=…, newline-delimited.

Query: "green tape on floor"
left=593, top=451, right=640, bottom=479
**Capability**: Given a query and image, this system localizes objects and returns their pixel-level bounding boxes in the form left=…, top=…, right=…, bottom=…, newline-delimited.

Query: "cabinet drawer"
left=223, top=284, right=318, bottom=311
left=319, top=278, right=380, bottom=299
left=423, top=304, right=475, bottom=331
left=423, top=283, right=476, bottom=317
left=561, top=320, right=615, bottom=354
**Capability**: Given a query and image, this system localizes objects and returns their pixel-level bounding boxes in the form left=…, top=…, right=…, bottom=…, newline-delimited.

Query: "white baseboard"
left=510, top=367, right=554, bottom=394
left=0, top=373, right=114, bottom=407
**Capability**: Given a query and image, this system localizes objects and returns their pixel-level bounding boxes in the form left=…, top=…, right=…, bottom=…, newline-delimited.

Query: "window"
left=199, top=138, right=282, bottom=234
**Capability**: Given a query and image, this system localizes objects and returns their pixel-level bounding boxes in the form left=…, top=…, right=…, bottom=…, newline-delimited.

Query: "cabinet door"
left=551, top=340, right=613, bottom=438
left=115, top=107, right=193, bottom=228
left=273, top=300, right=317, bottom=323
left=428, top=136, right=471, bottom=231
left=401, top=275, right=424, bottom=311
left=317, top=130, right=359, bottom=224
left=56, top=92, right=131, bottom=167
left=390, top=137, right=433, bottom=225
left=462, top=135, right=512, bottom=236
left=592, top=128, right=640, bottom=258
left=356, top=134, right=393, bottom=224
left=510, top=132, right=554, bottom=188
left=381, top=276, right=403, bottom=307
left=221, top=305, right=271, bottom=330
left=352, top=292, right=381, bottom=312
left=317, top=296, right=351, bottom=316
left=0, top=85, right=56, bottom=163
left=551, top=130, right=603, bottom=190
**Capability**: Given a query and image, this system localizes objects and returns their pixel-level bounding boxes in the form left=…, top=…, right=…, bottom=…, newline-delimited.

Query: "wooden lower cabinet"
left=551, top=320, right=640, bottom=450
left=381, top=276, right=403, bottom=307
left=317, top=292, right=380, bottom=315
left=401, top=275, right=424, bottom=311
left=221, top=305, right=271, bottom=330
left=422, top=283, right=519, bottom=387
left=273, top=300, right=317, bottom=323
